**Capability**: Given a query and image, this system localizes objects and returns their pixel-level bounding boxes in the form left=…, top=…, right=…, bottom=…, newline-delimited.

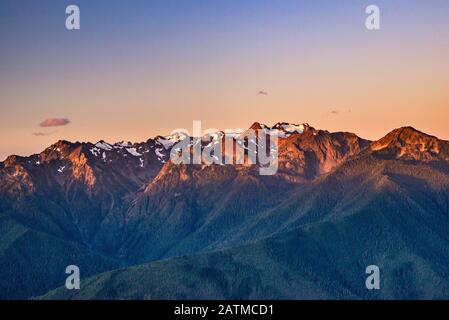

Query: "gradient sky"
left=1, top=0, right=448, bottom=160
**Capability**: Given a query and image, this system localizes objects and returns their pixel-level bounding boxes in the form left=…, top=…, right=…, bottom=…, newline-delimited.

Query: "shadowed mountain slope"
left=2, top=125, right=449, bottom=299
left=42, top=127, right=449, bottom=299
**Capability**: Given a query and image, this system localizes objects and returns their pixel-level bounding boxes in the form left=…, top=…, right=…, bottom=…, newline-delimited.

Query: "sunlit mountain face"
left=1, top=123, right=449, bottom=299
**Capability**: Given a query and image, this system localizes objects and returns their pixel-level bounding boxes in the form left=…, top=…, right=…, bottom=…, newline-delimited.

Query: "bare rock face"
left=370, top=127, right=449, bottom=161
left=276, top=126, right=371, bottom=179
left=0, top=156, right=35, bottom=196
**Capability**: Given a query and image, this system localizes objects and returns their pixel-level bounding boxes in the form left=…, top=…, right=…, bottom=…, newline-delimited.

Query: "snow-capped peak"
left=126, top=147, right=142, bottom=157
left=95, top=141, right=113, bottom=151
left=156, top=131, right=189, bottom=149
left=272, top=122, right=308, bottom=136
left=272, top=122, right=307, bottom=132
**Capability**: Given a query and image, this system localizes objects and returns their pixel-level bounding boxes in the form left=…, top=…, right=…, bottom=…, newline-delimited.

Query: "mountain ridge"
left=1, top=123, right=449, bottom=299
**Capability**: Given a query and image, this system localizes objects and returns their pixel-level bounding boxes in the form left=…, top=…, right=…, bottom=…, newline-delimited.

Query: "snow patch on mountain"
left=155, top=148, right=165, bottom=159
left=90, top=147, right=101, bottom=157
left=126, top=148, right=142, bottom=157
left=157, top=132, right=189, bottom=149
left=96, top=141, right=113, bottom=151
left=272, top=122, right=308, bottom=136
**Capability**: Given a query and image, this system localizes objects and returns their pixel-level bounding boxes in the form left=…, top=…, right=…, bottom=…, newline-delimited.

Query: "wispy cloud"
left=39, top=118, right=70, bottom=127
left=33, top=131, right=56, bottom=137
left=329, top=109, right=351, bottom=116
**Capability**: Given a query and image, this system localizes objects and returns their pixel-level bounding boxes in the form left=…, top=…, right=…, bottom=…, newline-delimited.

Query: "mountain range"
left=1, top=123, right=449, bottom=299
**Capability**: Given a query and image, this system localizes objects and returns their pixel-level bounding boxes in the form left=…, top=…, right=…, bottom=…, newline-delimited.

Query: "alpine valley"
left=1, top=122, right=449, bottom=300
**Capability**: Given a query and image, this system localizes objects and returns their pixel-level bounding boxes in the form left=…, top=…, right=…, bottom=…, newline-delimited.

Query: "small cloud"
left=40, top=118, right=70, bottom=127
left=258, top=91, right=268, bottom=96
left=33, top=131, right=56, bottom=137
left=330, top=110, right=339, bottom=115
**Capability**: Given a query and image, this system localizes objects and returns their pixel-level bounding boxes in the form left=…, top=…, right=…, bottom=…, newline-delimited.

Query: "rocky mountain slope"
left=1, top=123, right=448, bottom=299
left=43, top=127, right=449, bottom=300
